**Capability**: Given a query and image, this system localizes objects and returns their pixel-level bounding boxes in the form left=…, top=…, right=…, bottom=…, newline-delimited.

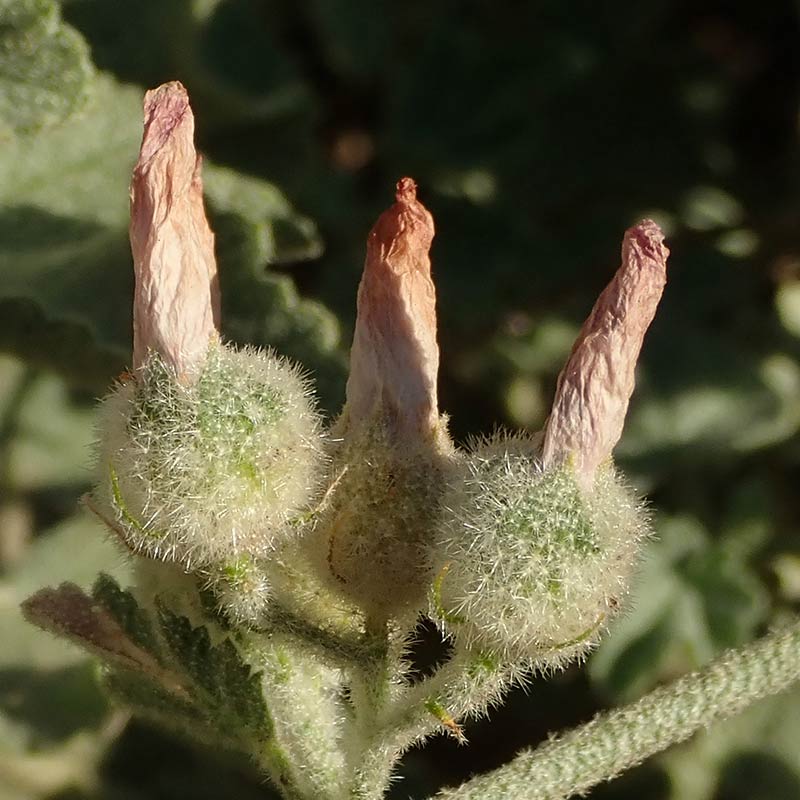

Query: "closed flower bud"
left=433, top=433, right=649, bottom=668
left=94, top=343, right=323, bottom=569
left=542, top=220, right=668, bottom=487
left=130, top=81, right=220, bottom=380
left=94, top=82, right=324, bottom=572
left=433, top=224, right=666, bottom=664
left=311, top=179, right=453, bottom=621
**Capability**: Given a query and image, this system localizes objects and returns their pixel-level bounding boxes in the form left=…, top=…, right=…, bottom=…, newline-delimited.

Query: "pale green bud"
left=309, top=180, right=454, bottom=621
left=310, top=413, right=452, bottom=622
left=93, top=341, right=324, bottom=570
left=433, top=434, right=649, bottom=668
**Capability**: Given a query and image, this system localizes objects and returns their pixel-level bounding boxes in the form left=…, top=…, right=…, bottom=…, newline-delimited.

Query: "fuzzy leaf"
left=0, top=355, right=95, bottom=491
left=203, top=165, right=323, bottom=266
left=23, top=571, right=276, bottom=757
left=22, top=583, right=181, bottom=686
left=0, top=511, right=127, bottom=798
left=0, top=512, right=129, bottom=670
left=0, top=0, right=94, bottom=135
left=101, top=667, right=217, bottom=743
left=156, top=604, right=273, bottom=742
left=92, top=573, right=163, bottom=660
left=62, top=0, right=312, bottom=123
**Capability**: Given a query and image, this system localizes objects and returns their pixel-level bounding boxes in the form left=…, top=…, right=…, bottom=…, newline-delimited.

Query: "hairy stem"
left=264, top=600, right=368, bottom=667
left=349, top=647, right=515, bottom=798
left=435, top=620, right=800, bottom=800
left=348, top=744, right=398, bottom=800
left=359, top=618, right=392, bottom=716
left=348, top=619, right=398, bottom=799
left=256, top=740, right=306, bottom=800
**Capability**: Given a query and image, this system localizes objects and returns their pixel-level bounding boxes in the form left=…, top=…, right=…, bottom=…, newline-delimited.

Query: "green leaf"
left=0, top=0, right=94, bottom=135
left=306, top=0, right=395, bottom=81
left=101, top=666, right=216, bottom=744
left=157, top=604, right=273, bottom=743
left=0, top=511, right=128, bottom=800
left=0, top=354, right=96, bottom=491
left=617, top=350, right=800, bottom=467
left=62, top=0, right=312, bottom=123
left=590, top=514, right=770, bottom=703
left=92, top=573, right=163, bottom=660
left=24, top=568, right=276, bottom=757
left=0, top=360, right=125, bottom=775
left=20, top=582, right=232, bottom=757
left=21, top=577, right=260, bottom=755
left=203, top=164, right=323, bottom=266
left=22, top=583, right=181, bottom=685
left=33, top=575, right=334, bottom=797
left=0, top=76, right=141, bottom=381
left=0, top=727, right=117, bottom=800
left=0, top=661, right=108, bottom=747
left=1, top=512, right=129, bottom=670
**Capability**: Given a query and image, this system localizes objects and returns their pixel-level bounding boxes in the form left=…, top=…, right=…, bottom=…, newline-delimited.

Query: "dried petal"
left=344, top=177, right=439, bottom=439
left=130, top=81, right=220, bottom=378
left=542, top=220, right=668, bottom=485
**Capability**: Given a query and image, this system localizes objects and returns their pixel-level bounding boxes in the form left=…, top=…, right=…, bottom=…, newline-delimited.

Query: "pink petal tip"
left=344, top=178, right=439, bottom=440
left=542, top=219, right=668, bottom=485
left=130, top=81, right=220, bottom=379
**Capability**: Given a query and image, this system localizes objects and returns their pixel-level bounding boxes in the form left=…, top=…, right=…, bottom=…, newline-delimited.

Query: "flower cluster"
left=93, top=81, right=668, bottom=671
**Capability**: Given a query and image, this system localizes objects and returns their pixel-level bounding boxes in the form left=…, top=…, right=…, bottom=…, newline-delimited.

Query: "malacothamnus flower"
left=25, top=80, right=798, bottom=800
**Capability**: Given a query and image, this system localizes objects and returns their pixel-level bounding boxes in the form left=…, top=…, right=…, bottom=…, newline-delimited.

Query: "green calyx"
left=434, top=436, right=649, bottom=666
left=93, top=342, right=324, bottom=569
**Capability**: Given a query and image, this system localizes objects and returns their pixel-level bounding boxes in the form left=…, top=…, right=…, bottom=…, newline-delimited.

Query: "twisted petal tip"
left=542, top=218, right=668, bottom=485
left=130, top=81, right=220, bottom=379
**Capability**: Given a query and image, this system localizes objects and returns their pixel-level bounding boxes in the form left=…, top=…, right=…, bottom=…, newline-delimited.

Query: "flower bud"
left=94, top=82, right=325, bottom=573
left=433, top=434, right=649, bottom=668
left=311, top=179, right=452, bottom=621
left=542, top=220, right=668, bottom=487
left=94, top=343, right=323, bottom=569
left=130, top=81, right=220, bottom=380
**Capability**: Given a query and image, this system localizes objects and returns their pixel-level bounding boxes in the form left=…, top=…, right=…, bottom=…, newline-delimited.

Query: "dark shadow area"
left=716, top=751, right=800, bottom=800
left=0, top=663, right=108, bottom=745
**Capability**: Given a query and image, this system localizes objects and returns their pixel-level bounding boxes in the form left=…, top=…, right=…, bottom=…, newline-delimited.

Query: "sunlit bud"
left=309, top=180, right=451, bottom=621
left=130, top=81, right=220, bottom=379
left=94, top=343, right=324, bottom=570
left=433, top=433, right=649, bottom=667
left=542, top=220, right=668, bottom=486
left=344, top=177, right=438, bottom=439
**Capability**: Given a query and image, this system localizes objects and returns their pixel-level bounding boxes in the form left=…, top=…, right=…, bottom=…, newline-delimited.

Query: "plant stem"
left=349, top=646, right=515, bottom=798
left=257, top=739, right=306, bottom=800
left=348, top=617, right=395, bottom=799
left=265, top=600, right=368, bottom=667
left=352, top=616, right=392, bottom=718
left=434, top=620, right=800, bottom=800
left=348, top=742, right=399, bottom=800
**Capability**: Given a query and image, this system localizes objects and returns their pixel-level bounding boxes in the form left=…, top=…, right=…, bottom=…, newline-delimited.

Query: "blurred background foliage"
left=1, top=0, right=800, bottom=797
